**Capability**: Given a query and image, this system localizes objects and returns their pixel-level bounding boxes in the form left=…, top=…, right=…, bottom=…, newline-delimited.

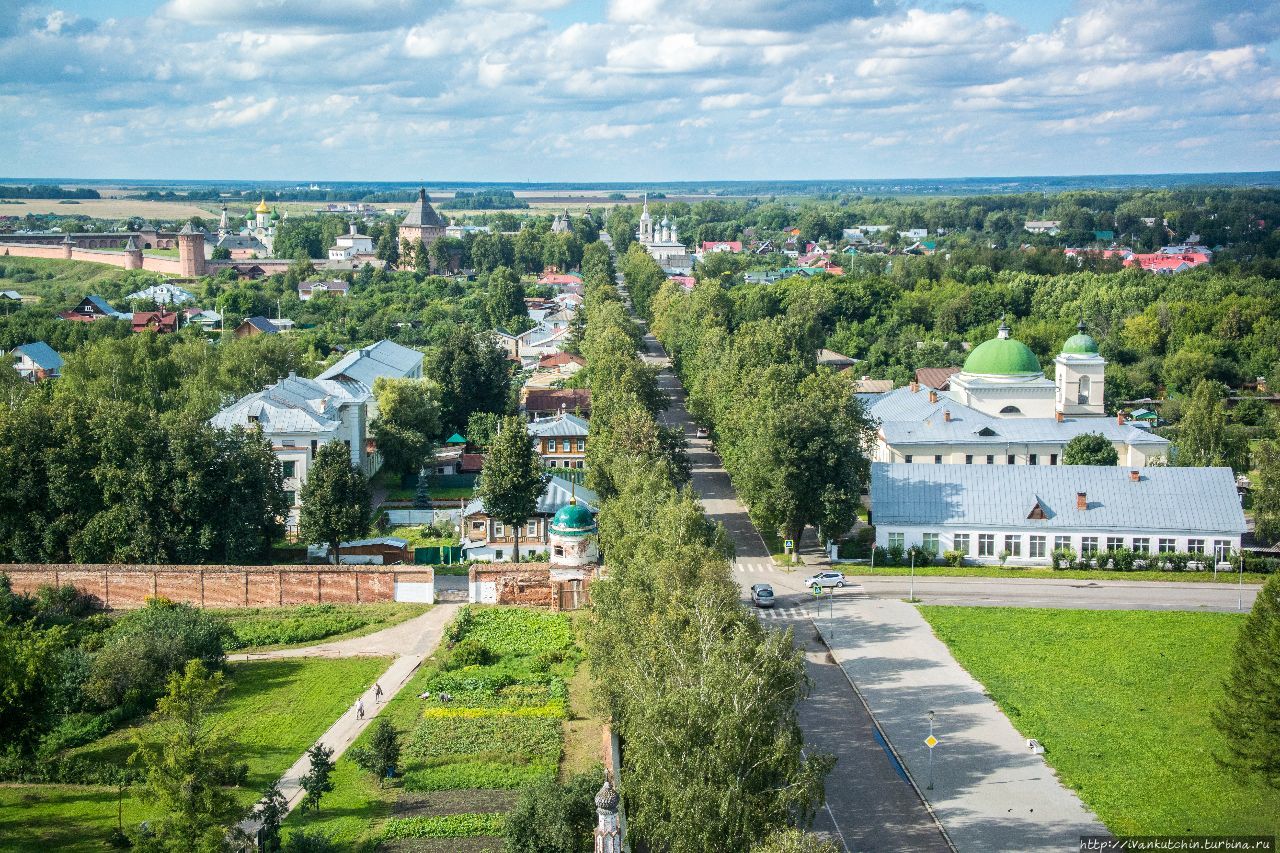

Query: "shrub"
left=446, top=638, right=493, bottom=669
left=871, top=546, right=888, bottom=567
left=282, top=830, right=341, bottom=853
left=885, top=544, right=905, bottom=566
left=906, top=545, right=933, bottom=567
left=998, top=550, right=1011, bottom=566
left=349, top=718, right=401, bottom=785
left=506, top=768, right=603, bottom=852
left=1050, top=548, right=1076, bottom=570
left=943, top=550, right=965, bottom=568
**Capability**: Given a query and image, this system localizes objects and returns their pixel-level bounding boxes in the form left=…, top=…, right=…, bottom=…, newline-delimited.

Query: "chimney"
left=910, top=381, right=920, bottom=393
left=943, top=409, right=951, bottom=422
left=1055, top=410, right=1064, bottom=423
left=1129, top=470, right=1140, bottom=482
left=1117, top=411, right=1126, bottom=425
left=928, top=390, right=938, bottom=404
left=1076, top=492, right=1087, bottom=510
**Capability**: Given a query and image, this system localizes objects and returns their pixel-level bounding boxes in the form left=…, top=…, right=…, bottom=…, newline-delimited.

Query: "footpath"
left=814, top=596, right=1108, bottom=852
left=237, top=603, right=461, bottom=835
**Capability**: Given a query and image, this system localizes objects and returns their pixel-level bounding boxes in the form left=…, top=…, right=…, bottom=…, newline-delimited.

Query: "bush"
left=506, top=768, right=603, bottom=852
left=349, top=717, right=402, bottom=785
left=906, top=545, right=933, bottom=566
left=446, top=638, right=493, bottom=669
left=282, top=830, right=341, bottom=853
left=885, top=544, right=905, bottom=566
left=943, top=550, right=966, bottom=568
left=1050, top=547, right=1076, bottom=570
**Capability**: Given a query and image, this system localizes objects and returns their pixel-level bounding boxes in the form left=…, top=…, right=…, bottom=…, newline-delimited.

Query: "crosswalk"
left=753, top=606, right=810, bottom=621
left=734, top=560, right=777, bottom=574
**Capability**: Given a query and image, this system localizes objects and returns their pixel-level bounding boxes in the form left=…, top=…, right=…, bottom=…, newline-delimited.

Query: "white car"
left=803, top=571, right=847, bottom=590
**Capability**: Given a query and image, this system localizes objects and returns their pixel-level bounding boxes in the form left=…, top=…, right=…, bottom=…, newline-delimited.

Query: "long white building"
left=871, top=463, right=1245, bottom=566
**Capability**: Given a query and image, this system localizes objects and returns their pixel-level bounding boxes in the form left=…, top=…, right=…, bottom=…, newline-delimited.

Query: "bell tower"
left=1054, top=321, right=1106, bottom=417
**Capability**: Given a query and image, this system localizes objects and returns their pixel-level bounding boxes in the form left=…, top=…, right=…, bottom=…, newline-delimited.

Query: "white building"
left=461, top=477, right=599, bottom=563
left=327, top=222, right=376, bottom=261
left=871, top=462, right=1245, bottom=565
left=126, top=282, right=195, bottom=305
left=865, top=323, right=1168, bottom=467
left=1024, top=220, right=1062, bottom=235
left=636, top=195, right=693, bottom=273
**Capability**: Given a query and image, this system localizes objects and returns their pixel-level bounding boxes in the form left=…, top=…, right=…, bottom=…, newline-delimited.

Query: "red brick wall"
left=0, top=564, right=431, bottom=609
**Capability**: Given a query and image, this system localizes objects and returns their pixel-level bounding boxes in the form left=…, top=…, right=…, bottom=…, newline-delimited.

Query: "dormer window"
left=978, top=426, right=998, bottom=437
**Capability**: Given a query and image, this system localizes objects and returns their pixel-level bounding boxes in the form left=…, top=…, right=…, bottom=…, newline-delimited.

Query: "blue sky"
left=1, top=0, right=1277, bottom=182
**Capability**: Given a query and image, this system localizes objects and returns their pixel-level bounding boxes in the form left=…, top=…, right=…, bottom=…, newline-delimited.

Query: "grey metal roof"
left=242, top=316, right=279, bottom=334
left=13, top=341, right=63, bottom=370
left=84, top=295, right=125, bottom=317
left=527, top=412, right=589, bottom=438
left=211, top=373, right=366, bottom=435
left=871, top=462, right=1245, bottom=535
left=126, top=283, right=195, bottom=304
left=315, top=340, right=422, bottom=388
left=464, top=476, right=599, bottom=519
left=401, top=188, right=445, bottom=228
left=868, top=386, right=1169, bottom=448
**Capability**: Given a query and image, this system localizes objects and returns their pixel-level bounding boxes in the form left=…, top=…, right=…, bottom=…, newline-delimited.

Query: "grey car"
left=750, top=583, right=776, bottom=608
left=803, top=571, right=847, bottom=590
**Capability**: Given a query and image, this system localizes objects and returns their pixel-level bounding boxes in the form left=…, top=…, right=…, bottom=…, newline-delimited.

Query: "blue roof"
left=871, top=463, right=1245, bottom=535
left=866, top=386, right=1169, bottom=448
left=12, top=341, right=63, bottom=370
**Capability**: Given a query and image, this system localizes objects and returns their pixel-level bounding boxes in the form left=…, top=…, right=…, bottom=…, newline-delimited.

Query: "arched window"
left=1078, top=375, right=1091, bottom=404
left=143, top=242, right=152, bottom=249
left=999, top=405, right=1022, bottom=415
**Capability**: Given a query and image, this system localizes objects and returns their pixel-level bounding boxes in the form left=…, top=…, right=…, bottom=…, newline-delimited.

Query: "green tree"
left=0, top=618, right=66, bottom=753
left=485, top=266, right=527, bottom=330
left=476, top=415, right=548, bottom=565
left=465, top=410, right=502, bottom=450
left=505, top=769, right=603, bottom=853
left=752, top=829, right=841, bottom=853
left=254, top=781, right=288, bottom=853
left=1061, top=432, right=1119, bottom=466
left=429, top=325, right=512, bottom=434
left=413, top=240, right=430, bottom=274
left=1253, top=440, right=1280, bottom=544
left=1174, top=381, right=1235, bottom=468
left=1213, top=572, right=1280, bottom=788
left=299, top=442, right=371, bottom=565
left=298, top=743, right=336, bottom=814
left=375, top=231, right=399, bottom=269
left=429, top=237, right=453, bottom=272
left=128, top=660, right=248, bottom=853
left=349, top=717, right=401, bottom=787
left=371, top=376, right=440, bottom=477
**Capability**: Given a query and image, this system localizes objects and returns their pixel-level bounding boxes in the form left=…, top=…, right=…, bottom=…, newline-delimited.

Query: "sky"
left=1, top=0, right=1278, bottom=182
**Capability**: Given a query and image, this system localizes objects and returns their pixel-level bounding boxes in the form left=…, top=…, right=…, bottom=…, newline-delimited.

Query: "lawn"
left=219, top=602, right=430, bottom=651
left=847, top=564, right=1272, bottom=584
left=919, top=606, right=1280, bottom=836
left=283, top=606, right=592, bottom=848
left=1, top=656, right=388, bottom=853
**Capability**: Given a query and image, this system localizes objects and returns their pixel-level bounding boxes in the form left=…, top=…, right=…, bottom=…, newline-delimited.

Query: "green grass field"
left=219, top=602, right=429, bottom=652
left=920, top=607, right=1280, bottom=836
left=849, top=564, right=1271, bottom=584
left=0, top=656, right=388, bottom=852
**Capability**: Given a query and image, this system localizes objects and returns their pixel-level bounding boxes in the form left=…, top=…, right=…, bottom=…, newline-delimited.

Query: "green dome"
left=549, top=501, right=595, bottom=538
left=1061, top=322, right=1099, bottom=355
left=963, top=325, right=1042, bottom=376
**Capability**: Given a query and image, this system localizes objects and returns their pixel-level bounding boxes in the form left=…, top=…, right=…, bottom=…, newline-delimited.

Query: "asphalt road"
left=642, top=330, right=952, bottom=853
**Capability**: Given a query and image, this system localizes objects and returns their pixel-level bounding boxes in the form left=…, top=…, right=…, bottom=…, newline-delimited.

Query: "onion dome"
left=595, top=778, right=619, bottom=811
left=1061, top=320, right=1099, bottom=355
left=254, top=198, right=270, bottom=214
left=549, top=498, right=595, bottom=538
left=961, top=320, right=1042, bottom=376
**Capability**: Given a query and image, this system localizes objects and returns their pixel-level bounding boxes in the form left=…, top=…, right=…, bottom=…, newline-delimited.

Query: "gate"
left=558, top=580, right=585, bottom=611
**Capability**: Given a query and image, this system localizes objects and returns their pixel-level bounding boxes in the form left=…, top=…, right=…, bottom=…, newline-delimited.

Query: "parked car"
left=750, top=583, right=775, bottom=608
left=695, top=426, right=709, bottom=439
left=803, top=571, right=847, bottom=590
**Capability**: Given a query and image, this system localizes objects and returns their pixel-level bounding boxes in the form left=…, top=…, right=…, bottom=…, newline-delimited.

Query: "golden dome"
left=254, top=198, right=270, bottom=214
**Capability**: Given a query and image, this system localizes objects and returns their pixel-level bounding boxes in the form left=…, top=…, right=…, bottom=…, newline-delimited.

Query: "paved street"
left=642, top=331, right=952, bottom=852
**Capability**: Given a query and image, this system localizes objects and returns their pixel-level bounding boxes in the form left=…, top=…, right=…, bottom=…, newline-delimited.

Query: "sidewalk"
left=238, top=603, right=460, bottom=834
left=815, top=597, right=1107, bottom=852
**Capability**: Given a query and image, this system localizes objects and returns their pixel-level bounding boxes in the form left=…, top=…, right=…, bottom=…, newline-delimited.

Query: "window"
left=888, top=532, right=905, bottom=550
left=282, top=461, right=296, bottom=478
left=922, top=533, right=939, bottom=554
left=1132, top=538, right=1150, bottom=554
left=562, top=439, right=572, bottom=452
left=986, top=455, right=994, bottom=465
left=904, top=455, right=913, bottom=463
left=282, top=439, right=296, bottom=447
left=527, top=521, right=538, bottom=537
left=576, top=439, right=585, bottom=452
left=965, top=455, right=973, bottom=465
left=953, top=534, right=970, bottom=555
left=494, top=522, right=505, bottom=538
left=1187, top=538, right=1205, bottom=555
left=284, top=490, right=295, bottom=506
left=310, top=439, right=318, bottom=458
left=1078, top=374, right=1091, bottom=404
left=1214, top=540, right=1231, bottom=562
left=576, top=461, right=585, bottom=469
left=553, top=545, right=564, bottom=558
left=934, top=455, right=942, bottom=464
left=1007, top=454, right=1016, bottom=465
left=1054, top=535, right=1072, bottom=552
left=1004, top=535, right=1021, bottom=556
left=1049, top=454, right=1058, bottom=466
left=1029, top=535, right=1046, bottom=558
left=999, top=405, right=1022, bottom=414
left=495, top=549, right=504, bottom=560
left=1029, top=454, right=1038, bottom=466
left=978, top=534, right=995, bottom=557
left=1107, top=536, right=1124, bottom=551
left=471, top=520, right=485, bottom=531
left=1081, top=537, right=1099, bottom=555
left=1158, top=538, right=1176, bottom=553
left=547, top=460, right=558, bottom=468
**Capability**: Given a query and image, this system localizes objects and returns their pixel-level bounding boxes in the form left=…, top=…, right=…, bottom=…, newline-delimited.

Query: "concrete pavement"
left=816, top=596, right=1108, bottom=852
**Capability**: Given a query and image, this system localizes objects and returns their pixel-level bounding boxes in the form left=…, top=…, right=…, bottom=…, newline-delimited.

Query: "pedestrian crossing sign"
left=784, top=539, right=794, bottom=549
left=812, top=584, right=823, bottom=596
left=925, top=735, right=938, bottom=749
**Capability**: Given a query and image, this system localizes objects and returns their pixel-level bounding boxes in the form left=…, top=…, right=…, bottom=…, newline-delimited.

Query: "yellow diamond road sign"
left=925, top=735, right=938, bottom=749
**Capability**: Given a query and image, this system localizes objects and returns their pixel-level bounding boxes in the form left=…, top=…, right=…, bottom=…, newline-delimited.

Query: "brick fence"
left=1, top=564, right=435, bottom=609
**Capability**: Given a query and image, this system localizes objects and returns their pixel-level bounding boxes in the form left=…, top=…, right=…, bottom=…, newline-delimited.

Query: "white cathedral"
left=864, top=321, right=1168, bottom=467
left=636, top=196, right=693, bottom=273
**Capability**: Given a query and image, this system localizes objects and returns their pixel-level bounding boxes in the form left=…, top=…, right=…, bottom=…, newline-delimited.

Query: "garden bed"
left=220, top=602, right=431, bottom=652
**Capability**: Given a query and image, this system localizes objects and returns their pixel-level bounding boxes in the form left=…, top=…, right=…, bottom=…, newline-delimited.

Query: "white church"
left=636, top=196, right=693, bottom=273
left=864, top=321, right=1169, bottom=467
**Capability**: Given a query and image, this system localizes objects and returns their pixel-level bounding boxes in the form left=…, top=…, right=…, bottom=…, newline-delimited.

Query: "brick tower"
left=177, top=222, right=207, bottom=277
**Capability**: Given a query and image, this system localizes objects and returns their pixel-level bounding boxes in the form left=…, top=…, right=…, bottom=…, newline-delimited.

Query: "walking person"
left=374, top=682, right=384, bottom=704
left=355, top=697, right=365, bottom=720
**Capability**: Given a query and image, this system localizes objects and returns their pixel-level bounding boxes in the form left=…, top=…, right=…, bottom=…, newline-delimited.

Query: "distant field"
left=0, top=198, right=217, bottom=218
left=920, top=606, right=1280, bottom=837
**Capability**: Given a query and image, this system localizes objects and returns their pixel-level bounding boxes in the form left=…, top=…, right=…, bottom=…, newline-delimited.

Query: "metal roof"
left=211, top=373, right=365, bottom=435
left=464, top=476, right=599, bottom=519
left=401, top=188, right=446, bottom=228
left=867, top=386, right=1169, bottom=448
left=527, top=412, right=590, bottom=438
left=12, top=341, right=63, bottom=370
left=871, top=462, right=1245, bottom=535
left=126, top=283, right=196, bottom=304
left=315, top=339, right=423, bottom=388
left=242, top=316, right=279, bottom=334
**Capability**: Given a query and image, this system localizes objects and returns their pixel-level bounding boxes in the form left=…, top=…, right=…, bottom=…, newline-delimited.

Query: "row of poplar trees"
left=577, top=240, right=834, bottom=852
